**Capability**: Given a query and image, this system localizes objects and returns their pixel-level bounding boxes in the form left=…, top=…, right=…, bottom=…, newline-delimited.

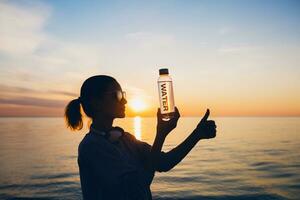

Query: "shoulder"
left=78, top=132, right=105, bottom=153
left=79, top=132, right=97, bottom=146
left=122, top=131, right=144, bottom=145
left=122, top=131, right=137, bottom=140
left=122, top=131, right=152, bottom=151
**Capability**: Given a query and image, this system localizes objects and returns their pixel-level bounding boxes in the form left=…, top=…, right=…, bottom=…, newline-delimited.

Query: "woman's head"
left=64, top=75, right=127, bottom=131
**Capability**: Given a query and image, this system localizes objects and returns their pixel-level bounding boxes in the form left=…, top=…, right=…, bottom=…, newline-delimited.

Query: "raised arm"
left=156, top=109, right=217, bottom=172
left=143, top=107, right=180, bottom=172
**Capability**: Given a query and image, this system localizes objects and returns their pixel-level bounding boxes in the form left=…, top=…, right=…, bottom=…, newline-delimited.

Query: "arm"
left=142, top=107, right=180, bottom=172
left=156, top=129, right=200, bottom=172
left=143, top=130, right=166, bottom=172
left=157, top=109, right=217, bottom=172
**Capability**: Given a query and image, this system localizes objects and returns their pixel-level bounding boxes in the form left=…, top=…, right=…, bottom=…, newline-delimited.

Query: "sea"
left=0, top=117, right=299, bottom=200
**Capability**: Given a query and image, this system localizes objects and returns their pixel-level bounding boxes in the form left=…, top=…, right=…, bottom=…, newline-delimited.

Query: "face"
left=93, top=82, right=127, bottom=119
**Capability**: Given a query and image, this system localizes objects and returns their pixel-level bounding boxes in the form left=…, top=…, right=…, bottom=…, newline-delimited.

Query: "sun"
left=129, top=97, right=147, bottom=113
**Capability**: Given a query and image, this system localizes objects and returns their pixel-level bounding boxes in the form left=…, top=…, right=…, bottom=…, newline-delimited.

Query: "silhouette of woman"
left=64, top=75, right=217, bottom=200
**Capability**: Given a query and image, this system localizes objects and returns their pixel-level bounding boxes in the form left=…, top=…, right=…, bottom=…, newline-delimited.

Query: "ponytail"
left=64, top=98, right=83, bottom=131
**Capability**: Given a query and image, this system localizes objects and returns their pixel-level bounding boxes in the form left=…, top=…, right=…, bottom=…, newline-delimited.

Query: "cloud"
left=0, top=84, right=77, bottom=98
left=217, top=46, right=243, bottom=54
left=124, top=84, right=154, bottom=99
left=217, top=44, right=259, bottom=54
left=0, top=1, right=103, bottom=115
left=0, top=96, right=67, bottom=108
left=0, top=1, right=102, bottom=93
left=48, top=90, right=77, bottom=97
left=218, top=26, right=233, bottom=35
left=0, top=1, right=50, bottom=55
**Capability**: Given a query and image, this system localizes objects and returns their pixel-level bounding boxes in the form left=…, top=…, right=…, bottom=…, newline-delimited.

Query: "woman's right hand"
left=156, top=107, right=180, bottom=138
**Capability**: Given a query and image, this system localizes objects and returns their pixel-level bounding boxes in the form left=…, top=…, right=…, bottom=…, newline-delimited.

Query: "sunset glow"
left=133, top=116, right=142, bottom=140
left=0, top=1, right=299, bottom=117
left=129, top=98, right=147, bottom=113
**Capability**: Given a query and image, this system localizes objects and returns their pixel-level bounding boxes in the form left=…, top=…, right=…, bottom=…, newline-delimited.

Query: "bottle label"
left=161, top=83, right=168, bottom=111
left=158, top=81, right=175, bottom=114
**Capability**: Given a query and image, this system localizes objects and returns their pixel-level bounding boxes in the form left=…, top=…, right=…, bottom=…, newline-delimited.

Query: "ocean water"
left=0, top=117, right=299, bottom=200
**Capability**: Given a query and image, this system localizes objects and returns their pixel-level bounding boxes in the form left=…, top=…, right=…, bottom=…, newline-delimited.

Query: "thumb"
left=157, top=108, right=161, bottom=118
left=201, top=109, right=210, bottom=122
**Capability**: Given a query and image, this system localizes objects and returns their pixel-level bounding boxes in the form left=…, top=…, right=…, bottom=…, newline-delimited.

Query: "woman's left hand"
left=194, top=109, right=217, bottom=140
left=156, top=106, right=180, bottom=138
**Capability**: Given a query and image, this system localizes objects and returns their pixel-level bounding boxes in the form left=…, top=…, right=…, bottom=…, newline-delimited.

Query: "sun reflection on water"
left=133, top=116, right=142, bottom=140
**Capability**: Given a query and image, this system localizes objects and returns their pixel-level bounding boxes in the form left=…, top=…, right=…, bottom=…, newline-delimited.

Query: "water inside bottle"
left=158, top=80, right=175, bottom=121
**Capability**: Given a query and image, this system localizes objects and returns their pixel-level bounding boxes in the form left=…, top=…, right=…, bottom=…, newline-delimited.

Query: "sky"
left=0, top=0, right=299, bottom=117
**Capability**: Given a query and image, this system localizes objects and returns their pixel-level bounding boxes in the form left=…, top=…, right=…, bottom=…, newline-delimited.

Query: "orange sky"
left=0, top=1, right=299, bottom=117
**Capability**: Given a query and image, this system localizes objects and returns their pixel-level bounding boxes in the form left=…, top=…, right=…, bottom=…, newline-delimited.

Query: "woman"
left=64, top=75, right=217, bottom=200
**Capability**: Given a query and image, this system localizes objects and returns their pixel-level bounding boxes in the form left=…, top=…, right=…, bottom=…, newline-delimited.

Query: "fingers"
left=157, top=108, right=162, bottom=120
left=201, top=109, right=210, bottom=122
left=207, top=120, right=216, bottom=128
left=157, top=107, right=180, bottom=119
left=211, top=129, right=217, bottom=138
left=169, top=107, right=180, bottom=123
left=174, top=106, right=180, bottom=119
left=208, top=121, right=217, bottom=138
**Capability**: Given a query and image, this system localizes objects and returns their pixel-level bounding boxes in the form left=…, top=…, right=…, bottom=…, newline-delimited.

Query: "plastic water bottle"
left=158, top=68, right=175, bottom=121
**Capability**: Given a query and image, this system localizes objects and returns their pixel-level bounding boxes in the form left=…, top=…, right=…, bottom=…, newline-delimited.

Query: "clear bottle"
left=157, top=68, right=175, bottom=121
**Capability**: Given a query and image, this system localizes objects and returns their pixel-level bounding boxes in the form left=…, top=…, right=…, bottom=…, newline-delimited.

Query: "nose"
left=122, top=97, right=127, bottom=104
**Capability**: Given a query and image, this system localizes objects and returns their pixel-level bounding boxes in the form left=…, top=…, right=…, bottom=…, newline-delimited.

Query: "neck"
left=92, top=115, right=114, bottom=132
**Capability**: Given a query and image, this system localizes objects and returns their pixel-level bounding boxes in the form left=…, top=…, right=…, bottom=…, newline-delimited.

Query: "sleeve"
left=86, top=141, right=152, bottom=200
left=127, top=133, right=169, bottom=173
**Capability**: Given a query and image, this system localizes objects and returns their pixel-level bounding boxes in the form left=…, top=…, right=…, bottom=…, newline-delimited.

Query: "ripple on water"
left=250, top=161, right=281, bottom=171
left=249, top=161, right=300, bottom=180
left=30, top=173, right=78, bottom=180
left=258, top=172, right=297, bottom=179
left=0, top=181, right=81, bottom=200
left=262, top=149, right=288, bottom=156
left=152, top=193, right=287, bottom=200
left=0, top=181, right=76, bottom=190
left=157, top=176, right=206, bottom=183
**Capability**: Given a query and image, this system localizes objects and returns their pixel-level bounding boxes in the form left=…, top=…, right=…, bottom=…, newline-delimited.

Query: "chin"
left=117, top=112, right=126, bottom=118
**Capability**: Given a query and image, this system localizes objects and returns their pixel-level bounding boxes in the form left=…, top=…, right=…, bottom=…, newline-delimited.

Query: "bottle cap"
left=159, top=68, right=169, bottom=75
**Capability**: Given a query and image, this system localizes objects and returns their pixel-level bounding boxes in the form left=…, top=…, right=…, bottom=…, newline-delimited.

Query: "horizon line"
left=0, top=115, right=299, bottom=118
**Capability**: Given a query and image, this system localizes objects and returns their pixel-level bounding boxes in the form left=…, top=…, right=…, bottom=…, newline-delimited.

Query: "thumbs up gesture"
left=194, top=109, right=217, bottom=140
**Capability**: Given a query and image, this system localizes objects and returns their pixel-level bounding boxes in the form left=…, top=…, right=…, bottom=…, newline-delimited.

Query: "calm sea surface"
left=0, top=117, right=299, bottom=200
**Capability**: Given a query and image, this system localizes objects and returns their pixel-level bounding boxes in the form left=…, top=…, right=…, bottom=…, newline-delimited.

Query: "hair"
left=64, top=75, right=117, bottom=131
